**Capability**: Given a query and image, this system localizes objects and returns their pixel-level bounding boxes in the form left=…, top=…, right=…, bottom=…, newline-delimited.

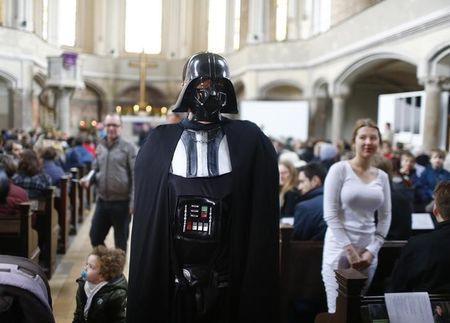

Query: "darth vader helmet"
left=172, top=52, right=238, bottom=122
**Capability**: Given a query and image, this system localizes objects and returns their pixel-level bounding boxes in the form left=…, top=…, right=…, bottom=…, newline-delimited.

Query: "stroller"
left=0, top=255, right=55, bottom=323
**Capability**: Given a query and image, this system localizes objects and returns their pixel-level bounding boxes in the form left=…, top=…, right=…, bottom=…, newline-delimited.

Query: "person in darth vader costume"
left=127, top=52, right=279, bottom=323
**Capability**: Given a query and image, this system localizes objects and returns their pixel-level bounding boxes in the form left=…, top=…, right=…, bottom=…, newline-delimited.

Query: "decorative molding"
left=82, top=70, right=179, bottom=82
left=232, top=6, right=450, bottom=76
left=0, top=70, right=18, bottom=88
left=0, top=52, right=47, bottom=69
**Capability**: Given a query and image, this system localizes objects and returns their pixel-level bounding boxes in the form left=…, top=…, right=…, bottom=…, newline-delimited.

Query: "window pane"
left=58, top=0, right=76, bottom=46
left=42, top=0, right=48, bottom=40
left=208, top=0, right=226, bottom=53
left=276, top=0, right=287, bottom=41
left=233, top=0, right=241, bottom=50
left=0, top=0, right=4, bottom=26
left=125, top=0, right=162, bottom=54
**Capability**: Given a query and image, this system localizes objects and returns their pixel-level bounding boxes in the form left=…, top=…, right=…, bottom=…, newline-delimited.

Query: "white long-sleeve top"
left=323, top=161, right=392, bottom=256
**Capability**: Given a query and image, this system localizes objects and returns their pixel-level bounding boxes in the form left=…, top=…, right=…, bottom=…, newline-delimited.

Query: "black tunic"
left=127, top=118, right=279, bottom=323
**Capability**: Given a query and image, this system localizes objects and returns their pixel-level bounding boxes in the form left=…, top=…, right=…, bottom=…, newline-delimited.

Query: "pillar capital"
left=419, top=76, right=442, bottom=89
left=331, top=84, right=350, bottom=99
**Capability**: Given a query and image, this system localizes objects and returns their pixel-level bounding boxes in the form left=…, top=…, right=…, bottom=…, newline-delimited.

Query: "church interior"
left=1, top=0, right=450, bottom=322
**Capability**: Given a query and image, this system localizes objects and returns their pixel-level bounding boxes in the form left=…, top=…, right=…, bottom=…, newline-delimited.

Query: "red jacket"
left=0, top=181, right=29, bottom=216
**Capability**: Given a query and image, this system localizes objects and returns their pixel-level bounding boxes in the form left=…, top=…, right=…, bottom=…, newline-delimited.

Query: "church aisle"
left=49, top=207, right=130, bottom=323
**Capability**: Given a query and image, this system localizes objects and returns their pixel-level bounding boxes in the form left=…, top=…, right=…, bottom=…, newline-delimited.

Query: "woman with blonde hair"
left=321, top=118, right=391, bottom=313
left=279, top=159, right=300, bottom=217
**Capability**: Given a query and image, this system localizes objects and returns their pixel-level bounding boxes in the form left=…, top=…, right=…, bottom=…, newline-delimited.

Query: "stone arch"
left=259, top=80, right=303, bottom=100
left=31, top=73, right=47, bottom=129
left=331, top=52, right=421, bottom=141
left=70, top=81, right=107, bottom=131
left=0, top=70, right=17, bottom=88
left=234, top=79, right=245, bottom=101
left=0, top=70, right=17, bottom=129
left=334, top=52, right=418, bottom=95
left=310, top=78, right=332, bottom=140
left=425, top=42, right=450, bottom=84
left=83, top=80, right=107, bottom=118
left=116, top=84, right=170, bottom=116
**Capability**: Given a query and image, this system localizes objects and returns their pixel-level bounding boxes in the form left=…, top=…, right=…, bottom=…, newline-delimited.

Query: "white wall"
left=376, top=91, right=450, bottom=150
left=240, top=100, right=309, bottom=140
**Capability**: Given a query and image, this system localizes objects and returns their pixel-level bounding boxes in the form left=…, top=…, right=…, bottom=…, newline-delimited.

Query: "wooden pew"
left=314, top=241, right=408, bottom=323
left=69, top=168, right=79, bottom=235
left=84, top=161, right=94, bottom=210
left=31, top=187, right=59, bottom=279
left=279, top=224, right=407, bottom=323
left=280, top=226, right=327, bottom=323
left=0, top=202, right=40, bottom=262
left=366, top=240, right=406, bottom=295
left=56, top=175, right=70, bottom=253
left=315, top=268, right=450, bottom=323
left=77, top=165, right=86, bottom=223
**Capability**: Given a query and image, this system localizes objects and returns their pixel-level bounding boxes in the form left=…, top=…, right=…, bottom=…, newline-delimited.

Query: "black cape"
left=127, top=119, right=279, bottom=323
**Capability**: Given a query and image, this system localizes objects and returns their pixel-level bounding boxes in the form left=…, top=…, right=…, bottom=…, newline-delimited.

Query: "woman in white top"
left=322, top=118, right=392, bottom=313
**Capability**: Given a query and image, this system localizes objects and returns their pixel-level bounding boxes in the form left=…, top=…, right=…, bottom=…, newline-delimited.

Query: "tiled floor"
left=49, top=207, right=130, bottom=323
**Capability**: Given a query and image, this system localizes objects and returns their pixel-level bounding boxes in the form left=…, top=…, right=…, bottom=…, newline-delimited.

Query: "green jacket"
left=73, top=274, right=127, bottom=323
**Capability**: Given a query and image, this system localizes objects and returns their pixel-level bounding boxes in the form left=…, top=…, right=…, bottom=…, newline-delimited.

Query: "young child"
left=420, top=148, right=450, bottom=204
left=73, top=246, right=127, bottom=323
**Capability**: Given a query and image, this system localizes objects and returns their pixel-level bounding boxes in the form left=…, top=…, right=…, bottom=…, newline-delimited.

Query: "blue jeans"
left=89, top=198, right=131, bottom=251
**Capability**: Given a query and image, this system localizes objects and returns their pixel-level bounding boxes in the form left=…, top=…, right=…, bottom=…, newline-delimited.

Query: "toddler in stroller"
left=0, top=254, right=55, bottom=323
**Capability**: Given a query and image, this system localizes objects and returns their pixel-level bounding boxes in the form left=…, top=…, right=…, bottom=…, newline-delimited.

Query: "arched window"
left=312, top=0, right=330, bottom=35
left=58, top=0, right=76, bottom=46
left=42, top=0, right=49, bottom=40
left=233, top=0, right=241, bottom=50
left=125, top=0, right=162, bottom=54
left=0, top=0, right=4, bottom=26
left=208, top=0, right=226, bottom=53
left=276, top=0, right=288, bottom=41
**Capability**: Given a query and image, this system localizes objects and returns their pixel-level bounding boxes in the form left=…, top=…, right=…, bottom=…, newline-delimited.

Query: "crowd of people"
left=1, top=51, right=450, bottom=323
left=2, top=115, right=450, bottom=321
left=276, top=120, right=450, bottom=320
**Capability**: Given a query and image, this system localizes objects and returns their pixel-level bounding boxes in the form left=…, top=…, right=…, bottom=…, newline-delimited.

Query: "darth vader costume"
left=127, top=52, right=279, bottom=323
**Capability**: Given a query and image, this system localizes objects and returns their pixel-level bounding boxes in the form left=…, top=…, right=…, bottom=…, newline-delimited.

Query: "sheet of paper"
left=385, top=292, right=434, bottom=323
left=279, top=217, right=294, bottom=226
left=411, top=213, right=435, bottom=230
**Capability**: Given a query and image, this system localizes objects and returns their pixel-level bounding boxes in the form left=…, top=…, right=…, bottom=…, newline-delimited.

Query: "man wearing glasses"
left=81, top=113, right=136, bottom=252
left=128, top=52, right=279, bottom=323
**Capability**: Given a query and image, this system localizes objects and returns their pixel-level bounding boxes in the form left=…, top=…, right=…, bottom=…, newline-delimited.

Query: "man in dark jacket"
left=127, top=52, right=279, bottom=323
left=389, top=180, right=450, bottom=293
left=293, top=163, right=327, bottom=240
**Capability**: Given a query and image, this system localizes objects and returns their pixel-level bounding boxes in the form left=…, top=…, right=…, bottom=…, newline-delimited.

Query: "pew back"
left=316, top=268, right=450, bottom=323
left=0, top=202, right=40, bottom=262
left=31, top=187, right=58, bottom=279
left=56, top=175, right=70, bottom=253
left=69, top=168, right=79, bottom=234
left=280, top=225, right=406, bottom=323
left=280, top=226, right=327, bottom=323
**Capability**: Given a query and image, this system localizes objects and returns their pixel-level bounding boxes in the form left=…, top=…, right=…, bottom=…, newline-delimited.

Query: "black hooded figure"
left=127, top=52, right=279, bottom=323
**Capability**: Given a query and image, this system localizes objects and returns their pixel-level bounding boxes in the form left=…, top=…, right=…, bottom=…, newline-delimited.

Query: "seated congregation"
left=2, top=122, right=450, bottom=322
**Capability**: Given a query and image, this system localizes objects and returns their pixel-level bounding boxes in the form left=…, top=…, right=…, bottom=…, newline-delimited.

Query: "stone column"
left=422, top=78, right=442, bottom=151
left=246, top=0, right=267, bottom=43
left=5, top=0, right=34, bottom=31
left=331, top=94, right=346, bottom=144
left=308, top=96, right=328, bottom=140
left=46, top=0, right=60, bottom=45
left=286, top=0, right=299, bottom=40
left=55, top=88, right=75, bottom=135
left=8, top=88, right=32, bottom=130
